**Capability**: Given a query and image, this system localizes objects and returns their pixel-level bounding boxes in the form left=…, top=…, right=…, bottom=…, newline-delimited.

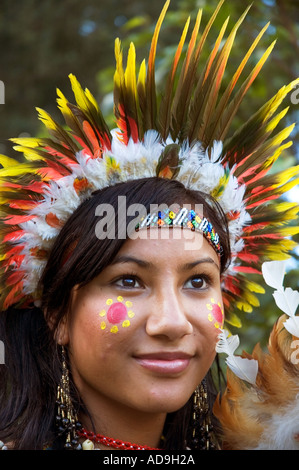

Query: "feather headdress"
left=0, top=0, right=298, bottom=331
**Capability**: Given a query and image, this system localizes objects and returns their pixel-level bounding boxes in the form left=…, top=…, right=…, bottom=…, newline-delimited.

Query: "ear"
left=55, top=316, right=70, bottom=346
left=44, top=310, right=70, bottom=346
left=54, top=287, right=79, bottom=345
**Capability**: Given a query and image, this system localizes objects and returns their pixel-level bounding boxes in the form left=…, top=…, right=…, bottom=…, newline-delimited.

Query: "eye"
left=184, top=275, right=210, bottom=290
left=114, top=275, right=142, bottom=289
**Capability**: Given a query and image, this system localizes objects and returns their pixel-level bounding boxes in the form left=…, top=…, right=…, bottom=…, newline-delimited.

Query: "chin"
left=145, top=400, right=190, bottom=415
left=139, top=389, right=193, bottom=414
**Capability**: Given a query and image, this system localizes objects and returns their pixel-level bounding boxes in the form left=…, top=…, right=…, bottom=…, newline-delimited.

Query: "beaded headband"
left=135, top=207, right=222, bottom=255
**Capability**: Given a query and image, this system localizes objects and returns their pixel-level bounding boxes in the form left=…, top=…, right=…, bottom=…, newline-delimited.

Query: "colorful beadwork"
left=135, top=207, right=221, bottom=255
left=99, top=296, right=135, bottom=333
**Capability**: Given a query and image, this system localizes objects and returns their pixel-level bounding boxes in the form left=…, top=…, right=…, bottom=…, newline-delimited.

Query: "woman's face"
left=62, top=228, right=223, bottom=416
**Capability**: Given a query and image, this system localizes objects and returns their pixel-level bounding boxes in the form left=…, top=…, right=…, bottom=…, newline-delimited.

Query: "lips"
left=134, top=351, right=193, bottom=375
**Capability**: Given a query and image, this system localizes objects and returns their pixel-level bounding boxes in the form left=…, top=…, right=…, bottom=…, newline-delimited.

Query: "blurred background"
left=0, top=0, right=298, bottom=349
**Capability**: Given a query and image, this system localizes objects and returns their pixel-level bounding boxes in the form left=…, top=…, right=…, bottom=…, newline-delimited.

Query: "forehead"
left=114, top=227, right=220, bottom=269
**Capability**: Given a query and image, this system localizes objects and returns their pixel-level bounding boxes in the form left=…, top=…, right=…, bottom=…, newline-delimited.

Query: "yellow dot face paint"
left=206, top=298, right=224, bottom=329
left=99, top=297, right=135, bottom=333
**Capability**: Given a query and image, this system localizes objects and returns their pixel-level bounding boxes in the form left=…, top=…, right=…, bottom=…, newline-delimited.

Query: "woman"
left=0, top=1, right=298, bottom=450
left=0, top=178, right=229, bottom=450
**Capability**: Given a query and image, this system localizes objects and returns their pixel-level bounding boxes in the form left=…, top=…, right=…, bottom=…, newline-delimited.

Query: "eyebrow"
left=110, top=255, right=220, bottom=271
left=180, top=258, right=220, bottom=271
left=110, top=255, right=154, bottom=269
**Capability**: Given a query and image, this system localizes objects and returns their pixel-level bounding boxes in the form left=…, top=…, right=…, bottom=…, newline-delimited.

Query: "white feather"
left=262, top=260, right=286, bottom=290
left=216, top=329, right=258, bottom=385
left=208, top=140, right=224, bottom=163
left=273, top=287, right=299, bottom=317
left=283, top=316, right=299, bottom=338
left=261, top=260, right=299, bottom=337
left=252, top=398, right=299, bottom=450
left=143, top=129, right=161, bottom=149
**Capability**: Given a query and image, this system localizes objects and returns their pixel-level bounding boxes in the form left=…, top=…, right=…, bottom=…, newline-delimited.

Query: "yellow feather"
left=245, top=280, right=266, bottom=294
left=10, top=137, right=41, bottom=148
left=11, top=146, right=45, bottom=162
left=265, top=107, right=289, bottom=133
left=243, top=290, right=261, bottom=308
left=278, top=226, right=299, bottom=236
left=137, top=59, right=146, bottom=90
left=263, top=78, right=299, bottom=123
left=147, top=0, right=170, bottom=75
left=202, top=16, right=229, bottom=85
left=0, top=155, right=20, bottom=168
left=228, top=21, right=270, bottom=94
left=249, top=125, right=295, bottom=172
left=114, top=38, right=124, bottom=84
left=36, top=107, right=59, bottom=131
left=56, top=88, right=73, bottom=119
left=273, top=166, right=299, bottom=187
left=137, top=59, right=147, bottom=121
left=68, top=73, right=103, bottom=127
left=0, top=163, right=36, bottom=177
left=125, top=42, right=137, bottom=97
left=225, top=311, right=242, bottom=328
left=218, top=40, right=277, bottom=142
left=266, top=141, right=293, bottom=166
left=158, top=15, right=190, bottom=138
left=273, top=203, right=299, bottom=221
left=266, top=241, right=298, bottom=258
left=272, top=124, right=296, bottom=147
left=194, top=0, right=224, bottom=62
left=236, top=300, right=253, bottom=313
left=275, top=201, right=298, bottom=212
left=68, top=73, right=90, bottom=112
left=194, top=5, right=256, bottom=142
left=146, top=0, right=170, bottom=128
left=278, top=177, right=299, bottom=194
left=171, top=16, right=190, bottom=81
left=84, top=88, right=99, bottom=112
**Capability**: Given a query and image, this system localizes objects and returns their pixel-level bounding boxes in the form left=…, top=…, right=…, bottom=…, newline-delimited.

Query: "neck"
left=79, top=392, right=166, bottom=449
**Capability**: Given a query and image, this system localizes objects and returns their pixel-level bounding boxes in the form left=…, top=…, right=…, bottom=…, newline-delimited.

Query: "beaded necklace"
left=77, top=428, right=161, bottom=450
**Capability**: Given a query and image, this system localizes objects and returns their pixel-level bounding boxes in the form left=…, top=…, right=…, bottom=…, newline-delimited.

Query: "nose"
left=145, top=287, right=193, bottom=341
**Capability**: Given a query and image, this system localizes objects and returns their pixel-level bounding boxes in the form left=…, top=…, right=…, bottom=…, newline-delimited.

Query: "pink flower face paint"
left=206, top=298, right=224, bottom=329
left=99, top=296, right=135, bottom=333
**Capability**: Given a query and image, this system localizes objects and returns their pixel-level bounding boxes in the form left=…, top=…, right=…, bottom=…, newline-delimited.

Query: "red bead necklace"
left=77, top=428, right=161, bottom=450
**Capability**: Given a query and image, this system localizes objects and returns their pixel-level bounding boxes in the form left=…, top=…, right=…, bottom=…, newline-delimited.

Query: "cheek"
left=191, top=297, right=224, bottom=358
left=68, top=294, right=137, bottom=356
left=68, top=297, right=139, bottom=381
left=206, top=297, right=224, bottom=329
left=98, top=296, right=136, bottom=334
